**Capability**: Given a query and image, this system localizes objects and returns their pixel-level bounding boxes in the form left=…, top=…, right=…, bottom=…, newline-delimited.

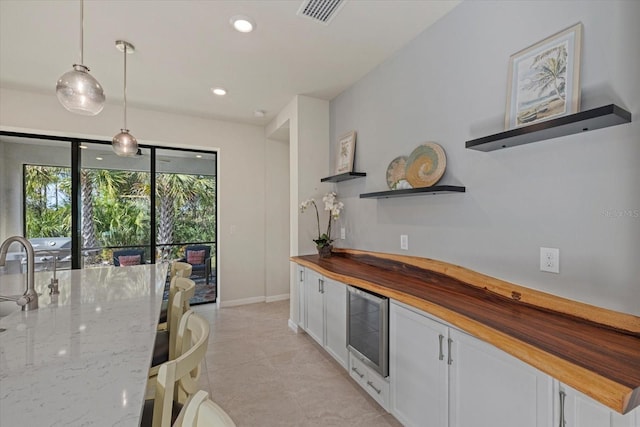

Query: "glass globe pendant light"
left=55, top=0, right=105, bottom=115
left=112, top=40, right=138, bottom=157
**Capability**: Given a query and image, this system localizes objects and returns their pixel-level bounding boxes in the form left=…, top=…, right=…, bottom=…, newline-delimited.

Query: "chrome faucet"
left=0, top=236, right=38, bottom=311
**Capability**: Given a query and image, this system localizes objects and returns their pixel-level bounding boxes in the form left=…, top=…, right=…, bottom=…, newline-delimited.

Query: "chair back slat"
left=168, top=278, right=195, bottom=360
left=153, top=311, right=210, bottom=427
left=170, top=262, right=193, bottom=280
left=174, top=313, right=209, bottom=399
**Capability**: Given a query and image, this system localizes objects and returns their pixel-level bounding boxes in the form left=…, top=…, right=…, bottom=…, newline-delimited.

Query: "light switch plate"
left=400, top=235, right=408, bottom=250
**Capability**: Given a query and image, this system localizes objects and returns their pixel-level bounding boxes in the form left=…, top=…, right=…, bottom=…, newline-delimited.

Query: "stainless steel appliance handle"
left=347, top=286, right=386, bottom=303
left=447, top=337, right=453, bottom=365
left=438, top=334, right=444, bottom=361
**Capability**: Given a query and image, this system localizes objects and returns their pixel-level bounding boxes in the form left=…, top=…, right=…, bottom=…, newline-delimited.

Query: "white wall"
left=265, top=136, right=290, bottom=301
left=0, top=87, right=269, bottom=305
left=0, top=140, right=7, bottom=238
left=268, top=95, right=330, bottom=325
left=329, top=1, right=640, bottom=315
left=297, top=96, right=331, bottom=254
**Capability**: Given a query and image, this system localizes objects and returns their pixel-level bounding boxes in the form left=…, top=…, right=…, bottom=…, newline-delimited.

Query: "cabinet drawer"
left=349, top=352, right=389, bottom=410
left=364, top=366, right=389, bottom=410
left=349, top=352, right=368, bottom=385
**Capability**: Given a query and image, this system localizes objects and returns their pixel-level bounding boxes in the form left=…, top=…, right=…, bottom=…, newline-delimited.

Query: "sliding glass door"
left=0, top=131, right=217, bottom=303
left=156, top=148, right=217, bottom=303
left=2, top=136, right=72, bottom=274
left=80, top=142, right=151, bottom=268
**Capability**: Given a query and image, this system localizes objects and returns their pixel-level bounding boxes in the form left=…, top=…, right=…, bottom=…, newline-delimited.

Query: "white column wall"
left=265, top=136, right=290, bottom=301
left=267, top=95, right=330, bottom=327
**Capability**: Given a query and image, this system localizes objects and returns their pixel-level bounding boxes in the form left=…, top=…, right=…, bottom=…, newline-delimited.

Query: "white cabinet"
left=304, top=268, right=325, bottom=345
left=555, top=383, right=638, bottom=427
left=350, top=352, right=390, bottom=410
left=449, top=328, right=552, bottom=427
left=300, top=268, right=348, bottom=369
left=390, top=301, right=552, bottom=427
left=390, top=301, right=448, bottom=427
left=324, top=278, right=348, bottom=367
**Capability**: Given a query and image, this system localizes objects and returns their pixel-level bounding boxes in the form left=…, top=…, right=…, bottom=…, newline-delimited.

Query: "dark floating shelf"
left=360, top=185, right=466, bottom=199
left=321, top=172, right=367, bottom=183
left=465, top=104, right=632, bottom=152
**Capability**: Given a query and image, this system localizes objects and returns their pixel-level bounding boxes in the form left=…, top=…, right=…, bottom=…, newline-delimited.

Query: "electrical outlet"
left=540, top=247, right=559, bottom=273
left=400, top=235, right=409, bottom=250
left=340, top=227, right=346, bottom=240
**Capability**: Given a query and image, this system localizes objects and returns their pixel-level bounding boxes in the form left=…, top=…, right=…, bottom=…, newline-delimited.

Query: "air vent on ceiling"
left=297, top=0, right=345, bottom=25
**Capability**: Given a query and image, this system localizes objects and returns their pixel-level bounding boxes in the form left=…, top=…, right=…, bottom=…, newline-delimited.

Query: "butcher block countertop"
left=291, top=249, right=640, bottom=415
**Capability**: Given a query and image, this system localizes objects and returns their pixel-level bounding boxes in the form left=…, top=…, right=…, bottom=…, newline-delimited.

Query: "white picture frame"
left=505, top=23, right=582, bottom=129
left=335, top=131, right=357, bottom=174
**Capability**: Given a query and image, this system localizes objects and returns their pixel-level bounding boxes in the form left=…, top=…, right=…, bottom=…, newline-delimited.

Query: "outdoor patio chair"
left=179, top=245, right=212, bottom=285
left=113, top=249, right=146, bottom=266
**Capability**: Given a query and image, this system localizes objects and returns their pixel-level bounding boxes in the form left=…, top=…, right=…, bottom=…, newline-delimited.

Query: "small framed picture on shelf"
left=335, top=131, right=357, bottom=174
left=505, top=22, right=582, bottom=129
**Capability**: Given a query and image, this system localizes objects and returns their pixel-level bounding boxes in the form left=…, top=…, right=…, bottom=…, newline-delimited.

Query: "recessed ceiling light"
left=230, top=15, right=255, bottom=33
left=211, top=87, right=227, bottom=96
left=196, top=154, right=202, bottom=158
left=79, top=144, right=88, bottom=149
left=96, top=157, right=103, bottom=161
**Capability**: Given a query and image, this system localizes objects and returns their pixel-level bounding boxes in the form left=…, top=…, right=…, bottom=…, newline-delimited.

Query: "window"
left=24, top=165, right=71, bottom=239
left=2, top=132, right=217, bottom=295
left=155, top=149, right=217, bottom=283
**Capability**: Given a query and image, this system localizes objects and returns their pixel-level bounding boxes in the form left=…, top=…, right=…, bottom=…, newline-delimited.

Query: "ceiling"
left=0, top=0, right=459, bottom=126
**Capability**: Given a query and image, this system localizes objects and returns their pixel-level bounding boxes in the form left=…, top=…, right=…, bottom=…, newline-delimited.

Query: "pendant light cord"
left=123, top=44, right=128, bottom=130
left=80, top=0, right=84, bottom=65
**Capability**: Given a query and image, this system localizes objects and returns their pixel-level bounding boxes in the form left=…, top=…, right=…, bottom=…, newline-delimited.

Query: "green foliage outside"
left=24, top=166, right=71, bottom=238
left=24, top=165, right=216, bottom=264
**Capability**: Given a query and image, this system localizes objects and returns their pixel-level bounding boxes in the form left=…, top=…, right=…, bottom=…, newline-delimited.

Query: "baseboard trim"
left=266, top=293, right=290, bottom=303
left=218, top=293, right=290, bottom=308
left=288, top=318, right=299, bottom=333
left=218, top=296, right=266, bottom=308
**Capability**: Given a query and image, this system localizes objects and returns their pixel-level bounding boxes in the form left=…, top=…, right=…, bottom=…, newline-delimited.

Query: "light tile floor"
left=192, top=300, right=402, bottom=427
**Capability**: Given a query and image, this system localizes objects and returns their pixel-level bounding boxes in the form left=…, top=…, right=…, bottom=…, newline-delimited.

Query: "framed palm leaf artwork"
left=505, top=23, right=582, bottom=129
left=335, top=131, right=357, bottom=174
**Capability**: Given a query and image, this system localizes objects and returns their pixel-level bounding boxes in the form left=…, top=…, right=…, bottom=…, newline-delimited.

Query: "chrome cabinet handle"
left=559, top=390, right=566, bottom=427
left=351, top=367, right=364, bottom=378
left=367, top=381, right=382, bottom=394
left=318, top=279, right=321, bottom=293
left=319, top=279, right=324, bottom=293
left=447, top=338, right=453, bottom=365
left=438, top=334, right=444, bottom=361
left=300, top=270, right=304, bottom=282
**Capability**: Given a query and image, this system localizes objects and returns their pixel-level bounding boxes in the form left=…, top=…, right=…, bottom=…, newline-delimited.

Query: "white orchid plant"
left=300, top=192, right=344, bottom=249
